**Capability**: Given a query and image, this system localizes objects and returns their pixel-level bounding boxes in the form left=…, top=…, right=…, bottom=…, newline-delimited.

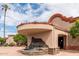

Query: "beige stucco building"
left=17, top=13, right=79, bottom=54
left=6, top=35, right=16, bottom=45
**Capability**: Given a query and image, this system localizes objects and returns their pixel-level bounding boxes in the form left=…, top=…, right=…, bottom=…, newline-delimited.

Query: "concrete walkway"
left=55, top=50, right=79, bottom=56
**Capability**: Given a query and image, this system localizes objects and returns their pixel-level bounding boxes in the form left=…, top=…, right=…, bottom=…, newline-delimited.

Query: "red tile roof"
left=48, top=13, right=76, bottom=23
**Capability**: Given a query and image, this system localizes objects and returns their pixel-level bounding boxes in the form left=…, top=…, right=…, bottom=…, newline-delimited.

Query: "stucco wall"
left=17, top=24, right=56, bottom=48
left=27, top=31, right=54, bottom=48
left=66, top=35, right=79, bottom=50
left=6, top=36, right=16, bottom=44
left=68, top=35, right=79, bottom=46
left=17, top=16, right=79, bottom=50
left=54, top=29, right=69, bottom=48
left=27, top=28, right=69, bottom=49
left=17, top=23, right=69, bottom=49
left=51, top=17, right=74, bottom=31
left=18, top=24, right=53, bottom=31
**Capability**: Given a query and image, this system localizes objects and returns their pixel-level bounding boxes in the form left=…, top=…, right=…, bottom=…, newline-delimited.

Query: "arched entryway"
left=58, top=35, right=66, bottom=49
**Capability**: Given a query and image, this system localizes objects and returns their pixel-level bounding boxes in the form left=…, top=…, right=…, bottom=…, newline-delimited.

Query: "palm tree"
left=2, top=4, right=9, bottom=39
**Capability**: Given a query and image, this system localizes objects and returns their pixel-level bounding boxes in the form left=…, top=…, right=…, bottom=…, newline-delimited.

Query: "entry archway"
left=28, top=37, right=48, bottom=49
left=58, top=34, right=66, bottom=49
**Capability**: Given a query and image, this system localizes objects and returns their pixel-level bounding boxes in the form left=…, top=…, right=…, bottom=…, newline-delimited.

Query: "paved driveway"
left=0, top=47, right=79, bottom=56
left=0, top=47, right=25, bottom=56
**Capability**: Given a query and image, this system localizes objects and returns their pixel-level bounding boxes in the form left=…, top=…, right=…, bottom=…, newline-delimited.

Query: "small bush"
left=13, top=34, right=27, bottom=46
left=4, top=43, right=8, bottom=47
left=8, top=42, right=16, bottom=46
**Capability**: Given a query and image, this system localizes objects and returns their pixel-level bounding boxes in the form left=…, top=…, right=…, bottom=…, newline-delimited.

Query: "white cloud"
left=1, top=3, right=79, bottom=26
left=46, top=3, right=79, bottom=17
left=0, top=9, right=29, bottom=26
left=0, top=4, right=53, bottom=26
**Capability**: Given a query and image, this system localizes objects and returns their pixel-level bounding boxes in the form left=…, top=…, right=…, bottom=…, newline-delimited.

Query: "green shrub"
left=69, top=21, right=79, bottom=38
left=13, top=34, right=27, bottom=46
left=0, top=37, right=5, bottom=45
left=70, top=27, right=78, bottom=38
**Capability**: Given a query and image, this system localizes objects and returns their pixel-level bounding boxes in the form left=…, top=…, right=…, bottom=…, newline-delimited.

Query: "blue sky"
left=0, top=3, right=52, bottom=37
left=0, top=3, right=79, bottom=37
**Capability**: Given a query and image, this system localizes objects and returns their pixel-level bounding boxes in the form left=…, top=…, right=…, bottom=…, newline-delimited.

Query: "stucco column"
left=27, top=36, right=32, bottom=47
left=48, top=28, right=59, bottom=54
left=65, top=34, right=69, bottom=49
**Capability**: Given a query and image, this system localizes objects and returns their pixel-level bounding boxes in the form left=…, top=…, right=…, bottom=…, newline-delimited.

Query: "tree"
left=69, top=21, right=79, bottom=38
left=2, top=4, right=9, bottom=39
left=0, top=37, right=5, bottom=45
left=13, top=34, right=27, bottom=46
